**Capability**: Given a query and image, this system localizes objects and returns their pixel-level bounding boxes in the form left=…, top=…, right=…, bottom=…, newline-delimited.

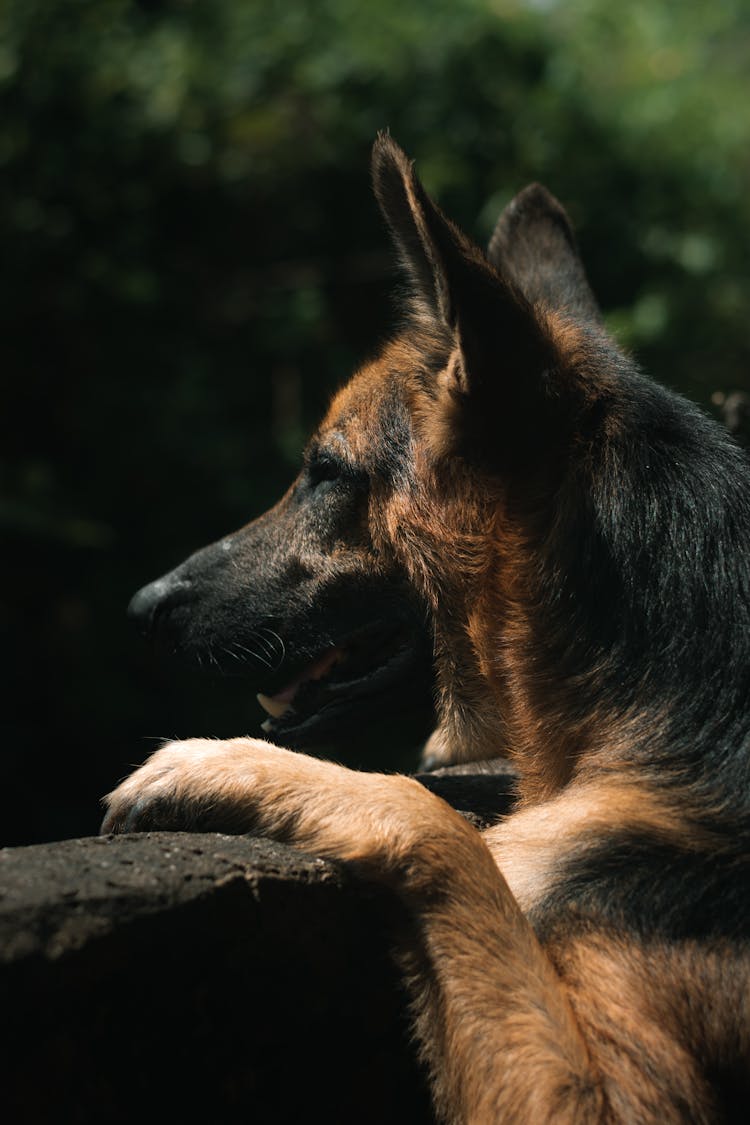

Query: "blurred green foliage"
left=2, top=0, right=749, bottom=844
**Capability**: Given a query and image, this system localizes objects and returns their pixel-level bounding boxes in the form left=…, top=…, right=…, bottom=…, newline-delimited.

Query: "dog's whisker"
left=260, top=627, right=287, bottom=669
left=253, top=631, right=279, bottom=665
left=231, top=640, right=275, bottom=670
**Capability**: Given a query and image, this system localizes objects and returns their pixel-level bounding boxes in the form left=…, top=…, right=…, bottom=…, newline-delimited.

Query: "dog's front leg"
left=102, top=737, right=465, bottom=875
left=102, top=739, right=602, bottom=1124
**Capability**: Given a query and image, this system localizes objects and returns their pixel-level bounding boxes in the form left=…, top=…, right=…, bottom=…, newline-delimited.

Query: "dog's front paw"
left=101, top=737, right=276, bottom=835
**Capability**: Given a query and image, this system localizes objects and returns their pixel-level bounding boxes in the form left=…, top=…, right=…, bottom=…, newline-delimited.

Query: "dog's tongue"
left=257, top=647, right=343, bottom=721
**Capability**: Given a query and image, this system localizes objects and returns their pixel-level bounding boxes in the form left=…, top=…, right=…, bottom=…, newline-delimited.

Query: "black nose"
left=128, top=576, right=192, bottom=636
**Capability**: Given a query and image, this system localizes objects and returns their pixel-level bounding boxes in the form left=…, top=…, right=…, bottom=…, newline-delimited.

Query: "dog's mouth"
left=254, top=619, right=431, bottom=746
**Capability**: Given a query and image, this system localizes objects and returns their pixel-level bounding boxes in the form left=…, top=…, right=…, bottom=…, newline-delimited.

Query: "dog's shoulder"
left=485, top=775, right=750, bottom=941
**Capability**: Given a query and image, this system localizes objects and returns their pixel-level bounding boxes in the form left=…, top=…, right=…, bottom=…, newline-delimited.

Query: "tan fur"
left=483, top=778, right=714, bottom=913
left=556, top=936, right=750, bottom=1124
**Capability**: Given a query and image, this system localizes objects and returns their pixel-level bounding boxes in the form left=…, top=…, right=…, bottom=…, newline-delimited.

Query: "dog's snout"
left=128, top=575, right=192, bottom=636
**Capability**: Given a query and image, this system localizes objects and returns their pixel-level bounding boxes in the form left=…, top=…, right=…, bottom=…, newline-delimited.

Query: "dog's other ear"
left=371, top=136, right=555, bottom=400
left=487, top=185, right=601, bottom=325
left=372, top=134, right=563, bottom=458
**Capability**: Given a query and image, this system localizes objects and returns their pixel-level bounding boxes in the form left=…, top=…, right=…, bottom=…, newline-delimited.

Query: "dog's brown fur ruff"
left=104, top=136, right=750, bottom=1122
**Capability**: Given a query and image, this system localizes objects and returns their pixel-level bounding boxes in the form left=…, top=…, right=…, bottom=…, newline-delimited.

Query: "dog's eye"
left=307, top=458, right=343, bottom=490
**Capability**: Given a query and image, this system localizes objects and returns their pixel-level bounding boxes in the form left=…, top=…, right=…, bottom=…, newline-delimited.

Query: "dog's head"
left=129, top=136, right=605, bottom=755
left=129, top=136, right=663, bottom=769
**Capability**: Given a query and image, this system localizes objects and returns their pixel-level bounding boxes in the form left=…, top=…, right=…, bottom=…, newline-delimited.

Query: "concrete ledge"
left=0, top=763, right=516, bottom=1123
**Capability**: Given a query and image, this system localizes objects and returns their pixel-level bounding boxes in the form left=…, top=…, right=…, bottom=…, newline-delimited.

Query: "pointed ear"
left=487, top=184, right=601, bottom=325
left=371, top=134, right=557, bottom=413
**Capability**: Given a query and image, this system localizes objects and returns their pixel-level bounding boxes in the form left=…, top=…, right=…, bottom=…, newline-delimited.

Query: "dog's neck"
left=423, top=630, right=511, bottom=767
left=424, top=445, right=750, bottom=811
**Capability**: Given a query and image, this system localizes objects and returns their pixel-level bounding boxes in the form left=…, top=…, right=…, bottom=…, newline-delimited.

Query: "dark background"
left=2, top=0, right=749, bottom=846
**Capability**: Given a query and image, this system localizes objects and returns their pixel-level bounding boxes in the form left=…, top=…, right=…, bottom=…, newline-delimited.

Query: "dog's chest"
left=481, top=803, right=573, bottom=914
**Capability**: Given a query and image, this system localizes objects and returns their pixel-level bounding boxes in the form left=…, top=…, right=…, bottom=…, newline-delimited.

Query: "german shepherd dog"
left=103, top=136, right=750, bottom=1123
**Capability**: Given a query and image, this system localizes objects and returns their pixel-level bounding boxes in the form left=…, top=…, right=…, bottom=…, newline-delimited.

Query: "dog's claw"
left=101, top=795, right=156, bottom=835
left=99, top=799, right=138, bottom=836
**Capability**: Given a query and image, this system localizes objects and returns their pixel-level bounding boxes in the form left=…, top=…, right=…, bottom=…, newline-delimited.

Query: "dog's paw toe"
left=100, top=791, right=171, bottom=835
